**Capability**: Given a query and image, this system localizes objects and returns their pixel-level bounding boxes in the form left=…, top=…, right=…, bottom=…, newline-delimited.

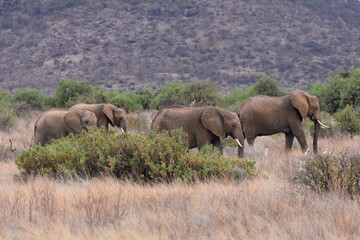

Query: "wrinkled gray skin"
left=34, top=109, right=97, bottom=146
left=69, top=103, right=127, bottom=132
left=237, top=90, right=322, bottom=157
left=151, top=105, right=244, bottom=156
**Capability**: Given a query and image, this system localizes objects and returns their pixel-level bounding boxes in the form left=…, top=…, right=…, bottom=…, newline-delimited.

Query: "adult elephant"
left=151, top=105, right=244, bottom=156
left=237, top=90, right=329, bottom=157
left=69, top=103, right=127, bottom=132
left=34, top=109, right=97, bottom=146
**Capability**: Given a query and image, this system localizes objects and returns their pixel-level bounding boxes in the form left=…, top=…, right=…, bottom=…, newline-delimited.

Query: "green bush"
left=296, top=152, right=360, bottom=198
left=224, top=87, right=255, bottom=111
left=334, top=105, right=360, bottom=138
left=10, top=88, right=45, bottom=109
left=55, top=79, right=107, bottom=108
left=135, top=89, right=153, bottom=110
left=182, top=80, right=223, bottom=107
left=0, top=108, right=16, bottom=130
left=105, top=91, right=143, bottom=112
left=150, top=82, right=187, bottom=109
left=0, top=88, right=11, bottom=102
left=150, top=80, right=222, bottom=109
left=16, top=128, right=258, bottom=182
left=224, top=76, right=284, bottom=111
left=308, top=69, right=360, bottom=113
left=252, top=76, right=285, bottom=97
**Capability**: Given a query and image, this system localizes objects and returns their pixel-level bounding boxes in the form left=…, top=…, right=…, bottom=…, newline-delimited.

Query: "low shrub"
left=295, top=152, right=360, bottom=198
left=16, top=128, right=258, bottom=182
left=10, top=88, right=44, bottom=109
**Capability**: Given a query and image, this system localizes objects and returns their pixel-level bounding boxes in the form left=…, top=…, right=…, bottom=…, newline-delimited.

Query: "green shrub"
left=334, top=105, right=360, bottom=138
left=16, top=128, right=258, bottom=182
left=150, top=80, right=223, bottom=109
left=55, top=79, right=107, bottom=108
left=0, top=108, right=16, bottom=130
left=224, top=76, right=285, bottom=111
left=150, top=82, right=186, bottom=109
left=296, top=152, right=360, bottom=198
left=224, top=87, right=255, bottom=111
left=11, top=88, right=45, bottom=109
left=252, top=76, right=285, bottom=97
left=105, top=91, right=143, bottom=112
left=0, top=88, right=11, bottom=102
left=308, top=69, right=360, bottom=113
left=135, top=89, right=153, bottom=110
left=182, top=80, right=223, bottom=107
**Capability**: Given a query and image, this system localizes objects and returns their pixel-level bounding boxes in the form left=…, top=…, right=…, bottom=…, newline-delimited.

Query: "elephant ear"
left=103, top=104, right=114, bottom=126
left=201, top=107, right=226, bottom=138
left=64, top=111, right=82, bottom=134
left=291, top=91, right=309, bottom=120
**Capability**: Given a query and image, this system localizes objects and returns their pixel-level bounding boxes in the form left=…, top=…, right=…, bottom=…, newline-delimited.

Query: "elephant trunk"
left=313, top=120, right=320, bottom=154
left=235, top=131, right=245, bottom=158
left=120, top=121, right=127, bottom=133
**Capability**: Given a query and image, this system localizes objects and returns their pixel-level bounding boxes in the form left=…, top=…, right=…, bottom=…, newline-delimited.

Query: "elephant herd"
left=34, top=103, right=127, bottom=146
left=34, top=90, right=329, bottom=157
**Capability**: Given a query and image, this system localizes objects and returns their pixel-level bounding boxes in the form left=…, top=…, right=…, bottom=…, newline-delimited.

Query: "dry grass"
left=1, top=117, right=360, bottom=239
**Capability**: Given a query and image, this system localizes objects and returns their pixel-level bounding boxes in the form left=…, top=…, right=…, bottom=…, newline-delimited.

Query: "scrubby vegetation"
left=308, top=69, right=360, bottom=114
left=296, top=152, right=360, bottom=198
left=16, top=128, right=258, bottom=182
left=1, top=68, right=360, bottom=136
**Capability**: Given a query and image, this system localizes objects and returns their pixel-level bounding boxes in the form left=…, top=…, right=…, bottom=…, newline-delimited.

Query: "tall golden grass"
left=0, top=116, right=359, bottom=239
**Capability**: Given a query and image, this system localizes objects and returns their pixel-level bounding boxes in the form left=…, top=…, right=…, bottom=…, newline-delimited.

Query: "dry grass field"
left=0, top=115, right=360, bottom=239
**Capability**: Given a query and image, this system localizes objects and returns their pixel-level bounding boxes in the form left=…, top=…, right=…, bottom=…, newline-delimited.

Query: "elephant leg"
left=195, top=129, right=213, bottom=151
left=247, top=137, right=255, bottom=146
left=291, top=126, right=308, bottom=152
left=212, top=137, right=223, bottom=154
left=285, top=132, right=294, bottom=151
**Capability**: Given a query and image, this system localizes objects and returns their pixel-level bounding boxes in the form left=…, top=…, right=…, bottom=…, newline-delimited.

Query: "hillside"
left=0, top=0, right=359, bottom=94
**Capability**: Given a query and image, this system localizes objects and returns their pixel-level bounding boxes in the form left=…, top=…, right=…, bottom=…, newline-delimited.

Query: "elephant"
left=69, top=103, right=127, bottom=132
left=237, top=90, right=329, bottom=157
left=34, top=109, right=97, bottom=146
left=151, top=105, right=244, bottom=155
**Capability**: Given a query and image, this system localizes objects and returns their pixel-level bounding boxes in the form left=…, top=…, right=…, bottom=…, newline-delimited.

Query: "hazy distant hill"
left=0, top=0, right=359, bottom=94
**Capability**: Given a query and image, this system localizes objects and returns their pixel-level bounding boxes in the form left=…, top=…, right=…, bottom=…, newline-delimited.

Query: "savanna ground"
left=0, top=112, right=360, bottom=240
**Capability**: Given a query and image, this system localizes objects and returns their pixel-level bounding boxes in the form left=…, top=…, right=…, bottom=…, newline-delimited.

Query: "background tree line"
left=1, top=68, right=359, bottom=136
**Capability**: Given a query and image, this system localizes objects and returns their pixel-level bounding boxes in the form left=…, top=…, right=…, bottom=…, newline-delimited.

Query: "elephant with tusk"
left=151, top=105, right=244, bottom=156
left=237, top=90, right=329, bottom=156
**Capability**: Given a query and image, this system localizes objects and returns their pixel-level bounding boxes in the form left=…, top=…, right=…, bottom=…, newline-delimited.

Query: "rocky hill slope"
left=0, top=0, right=359, bottom=94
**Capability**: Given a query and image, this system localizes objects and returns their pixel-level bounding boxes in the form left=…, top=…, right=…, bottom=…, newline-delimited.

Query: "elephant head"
left=201, top=107, right=244, bottom=152
left=103, top=104, right=127, bottom=132
left=290, top=90, right=328, bottom=153
left=64, top=110, right=97, bottom=134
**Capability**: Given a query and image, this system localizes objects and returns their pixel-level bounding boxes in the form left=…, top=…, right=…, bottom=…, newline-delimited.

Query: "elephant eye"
left=232, top=123, right=236, bottom=127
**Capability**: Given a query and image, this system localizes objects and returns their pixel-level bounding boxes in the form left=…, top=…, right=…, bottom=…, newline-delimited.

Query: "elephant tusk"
left=236, top=139, right=243, bottom=148
left=304, top=148, right=309, bottom=155
left=121, top=128, right=125, bottom=134
left=317, top=120, right=329, bottom=129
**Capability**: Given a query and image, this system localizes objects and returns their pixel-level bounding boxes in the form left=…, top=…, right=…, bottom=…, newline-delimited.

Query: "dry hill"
left=0, top=0, right=359, bottom=94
